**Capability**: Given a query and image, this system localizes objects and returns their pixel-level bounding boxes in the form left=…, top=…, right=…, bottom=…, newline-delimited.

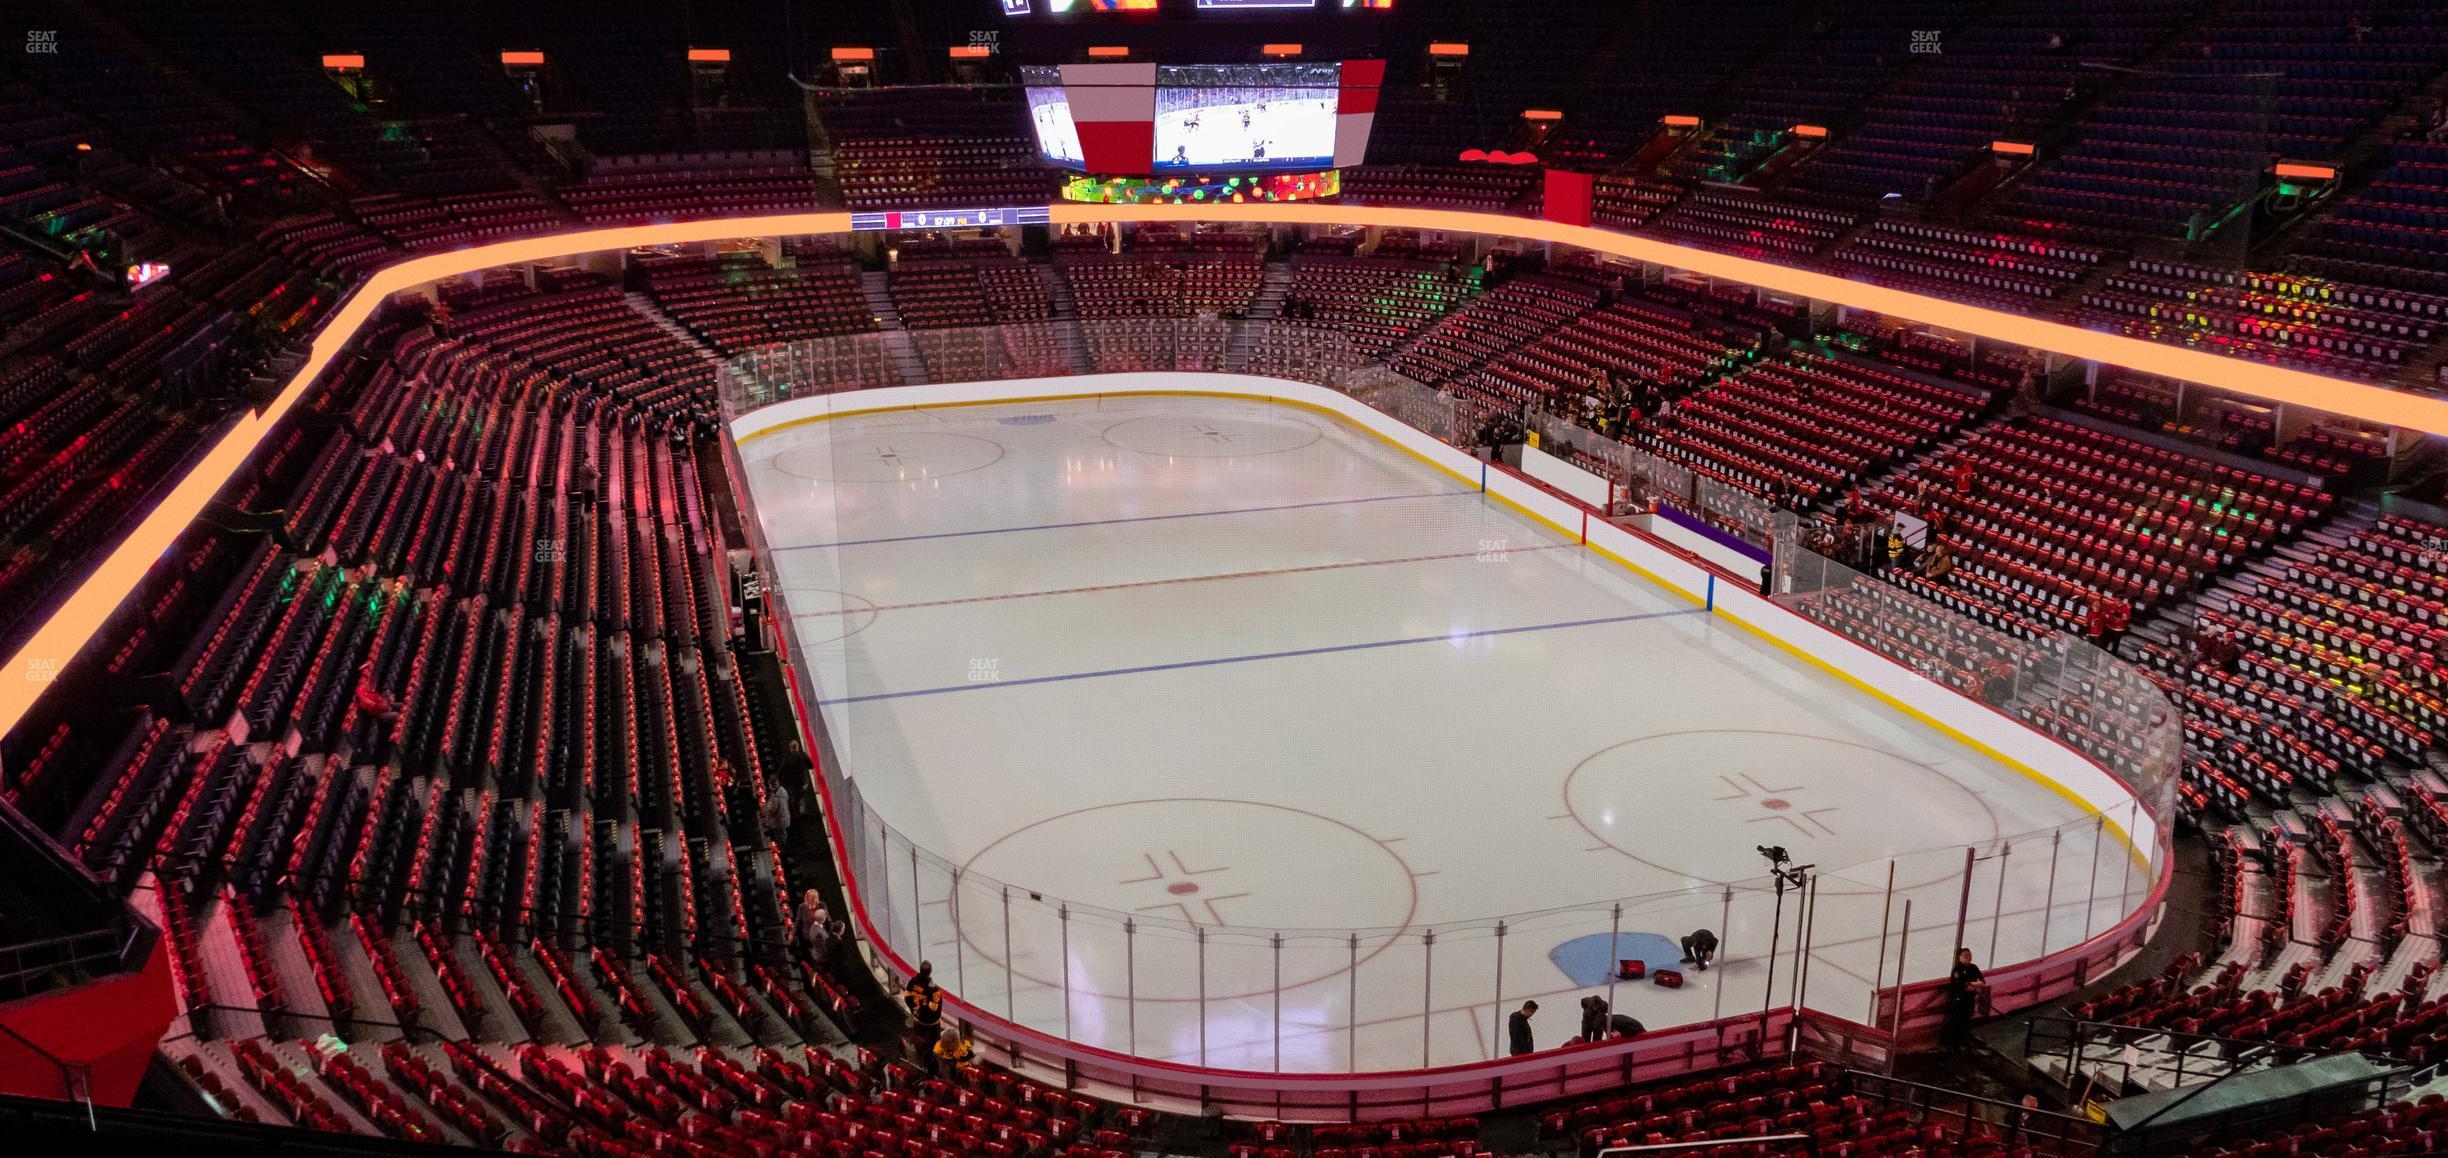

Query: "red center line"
left=794, top=543, right=1581, bottom=617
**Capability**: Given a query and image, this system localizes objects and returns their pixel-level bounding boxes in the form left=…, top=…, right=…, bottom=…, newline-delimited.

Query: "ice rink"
left=736, top=390, right=2148, bottom=1073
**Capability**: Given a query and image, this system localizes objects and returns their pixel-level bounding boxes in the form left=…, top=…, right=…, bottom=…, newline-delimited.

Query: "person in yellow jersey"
left=932, top=1027, right=975, bottom=1073
left=906, top=960, right=944, bottom=1054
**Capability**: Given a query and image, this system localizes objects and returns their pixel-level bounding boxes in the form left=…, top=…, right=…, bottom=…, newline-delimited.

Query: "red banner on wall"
left=1543, top=168, right=1594, bottom=228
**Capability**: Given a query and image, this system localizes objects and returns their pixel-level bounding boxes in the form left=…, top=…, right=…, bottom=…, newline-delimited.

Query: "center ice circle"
left=1565, top=730, right=2001, bottom=892
left=1100, top=413, right=1322, bottom=458
left=772, top=430, right=1005, bottom=482
left=956, top=799, right=1417, bottom=1002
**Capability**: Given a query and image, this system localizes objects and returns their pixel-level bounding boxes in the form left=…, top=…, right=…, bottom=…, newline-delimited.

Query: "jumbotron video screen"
left=1153, top=63, right=1339, bottom=171
left=1020, top=60, right=1367, bottom=174
left=1023, top=79, right=1087, bottom=166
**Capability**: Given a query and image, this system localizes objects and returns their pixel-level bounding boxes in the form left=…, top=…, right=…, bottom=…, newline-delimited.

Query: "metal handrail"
left=0, top=926, right=125, bottom=980
left=1598, top=1136, right=1811, bottom=1155
left=2030, top=1014, right=2416, bottom=1080
left=1845, top=1070, right=2104, bottom=1156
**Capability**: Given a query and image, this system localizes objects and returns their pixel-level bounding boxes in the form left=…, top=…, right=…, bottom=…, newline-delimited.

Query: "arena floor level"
left=735, top=383, right=2148, bottom=1074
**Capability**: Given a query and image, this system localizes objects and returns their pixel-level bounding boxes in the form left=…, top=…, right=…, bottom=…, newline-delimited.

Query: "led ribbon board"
left=847, top=207, right=1054, bottom=231
left=1060, top=170, right=1340, bottom=202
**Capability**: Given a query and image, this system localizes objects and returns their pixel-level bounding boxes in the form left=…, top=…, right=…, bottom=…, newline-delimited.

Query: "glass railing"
left=1521, top=409, right=1788, bottom=546
left=718, top=319, right=2176, bottom=1076
left=1777, top=547, right=2181, bottom=830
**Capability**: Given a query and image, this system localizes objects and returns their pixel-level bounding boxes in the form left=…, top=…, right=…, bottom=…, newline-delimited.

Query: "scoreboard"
left=995, top=0, right=1391, bottom=175
left=1001, top=0, right=1392, bottom=11
left=847, top=207, right=1054, bottom=231
left=1021, top=59, right=1381, bottom=175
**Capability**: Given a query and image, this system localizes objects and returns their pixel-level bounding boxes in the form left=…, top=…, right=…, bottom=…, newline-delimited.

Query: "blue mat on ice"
left=1550, top=932, right=1683, bottom=987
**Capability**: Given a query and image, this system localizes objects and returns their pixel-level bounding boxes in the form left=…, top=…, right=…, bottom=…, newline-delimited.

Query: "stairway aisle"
left=623, top=292, right=734, bottom=409
left=858, top=271, right=930, bottom=385
left=1038, top=265, right=1092, bottom=375
left=1225, top=263, right=1298, bottom=372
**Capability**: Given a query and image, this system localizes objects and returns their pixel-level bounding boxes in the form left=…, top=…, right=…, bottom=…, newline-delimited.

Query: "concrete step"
left=1224, top=265, right=1299, bottom=372
left=857, top=270, right=907, bottom=330
left=876, top=328, right=927, bottom=386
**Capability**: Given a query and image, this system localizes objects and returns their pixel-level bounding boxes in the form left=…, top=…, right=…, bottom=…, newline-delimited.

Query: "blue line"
left=816, top=607, right=1704, bottom=706
left=770, top=488, right=1471, bottom=552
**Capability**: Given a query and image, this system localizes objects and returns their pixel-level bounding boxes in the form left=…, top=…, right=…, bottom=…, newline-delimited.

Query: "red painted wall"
left=1543, top=168, right=1595, bottom=228
left=0, top=947, right=175, bottom=1105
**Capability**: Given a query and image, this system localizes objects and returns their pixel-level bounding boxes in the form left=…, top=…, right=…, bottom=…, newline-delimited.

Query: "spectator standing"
left=1507, top=1001, right=1539, bottom=1056
left=823, top=917, right=849, bottom=968
left=804, top=916, right=836, bottom=966
left=761, top=781, right=792, bottom=846
left=571, top=459, right=600, bottom=515
left=907, top=961, right=945, bottom=1048
left=1942, top=948, right=1985, bottom=1049
left=2005, top=1093, right=2040, bottom=1143
left=797, top=890, right=832, bottom=962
